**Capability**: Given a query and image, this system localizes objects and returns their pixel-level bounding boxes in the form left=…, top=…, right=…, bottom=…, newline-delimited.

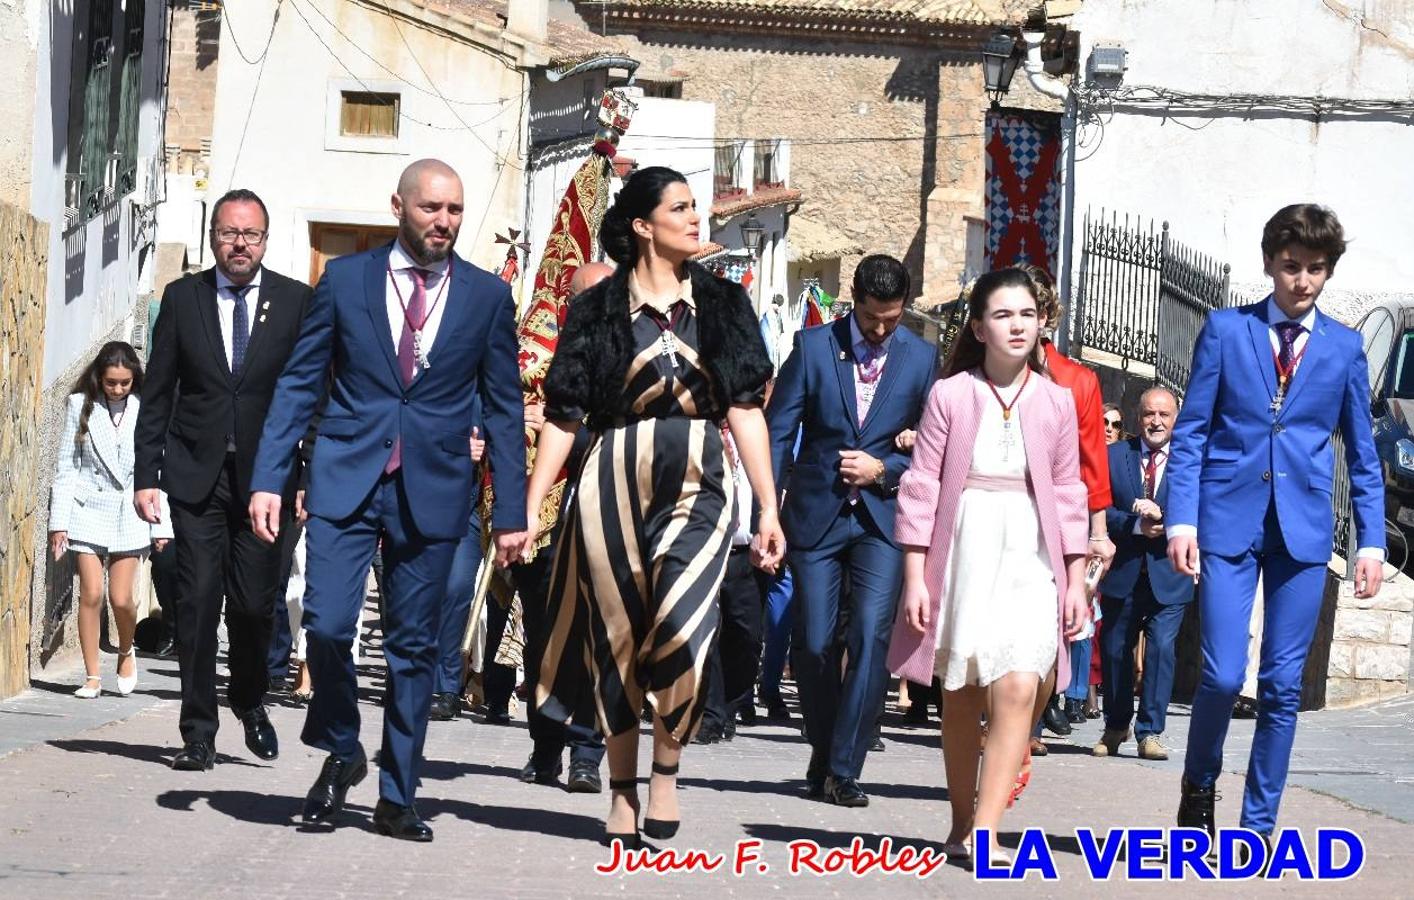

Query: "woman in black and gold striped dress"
left=521, top=167, right=785, bottom=848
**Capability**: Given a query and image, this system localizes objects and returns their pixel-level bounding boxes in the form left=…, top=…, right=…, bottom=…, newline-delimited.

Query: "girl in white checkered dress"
left=49, top=342, right=173, bottom=698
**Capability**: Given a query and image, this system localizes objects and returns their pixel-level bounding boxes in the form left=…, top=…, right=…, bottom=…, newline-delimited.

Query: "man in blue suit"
left=250, top=159, right=526, bottom=841
left=767, top=255, right=938, bottom=807
left=1166, top=205, right=1384, bottom=844
left=1094, top=387, right=1193, bottom=761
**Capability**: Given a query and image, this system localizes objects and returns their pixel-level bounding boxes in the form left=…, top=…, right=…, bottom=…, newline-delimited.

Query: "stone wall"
left=1326, top=564, right=1414, bottom=707
left=0, top=1, right=37, bottom=208
left=0, top=203, right=48, bottom=699
left=165, top=2, right=222, bottom=174
left=624, top=29, right=995, bottom=306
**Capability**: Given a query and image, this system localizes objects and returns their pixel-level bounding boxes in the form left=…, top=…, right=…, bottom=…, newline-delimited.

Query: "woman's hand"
left=895, top=429, right=917, bottom=452
left=49, top=531, right=68, bottom=561
left=469, top=426, right=485, bottom=464
left=524, top=402, right=546, bottom=436
left=1063, top=579, right=1090, bottom=639
left=153, top=538, right=170, bottom=553
left=901, top=578, right=930, bottom=633
left=750, top=508, right=786, bottom=574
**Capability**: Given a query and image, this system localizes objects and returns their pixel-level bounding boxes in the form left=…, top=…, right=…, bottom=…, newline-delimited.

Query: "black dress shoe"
left=171, top=740, right=215, bottom=771
left=1042, top=698, right=1073, bottom=736
left=519, top=754, right=563, bottom=785
left=372, top=799, right=433, bottom=842
left=302, top=748, right=368, bottom=826
left=429, top=693, right=460, bottom=721
left=237, top=706, right=279, bottom=761
left=736, top=703, right=758, bottom=727
left=155, top=634, right=178, bottom=659
left=825, top=775, right=869, bottom=808
left=1176, top=777, right=1218, bottom=842
left=869, top=734, right=885, bottom=752
left=693, top=724, right=724, bottom=745
left=761, top=693, right=790, bottom=721
left=1064, top=698, right=1087, bottom=725
left=1232, top=696, right=1259, bottom=720
left=483, top=708, right=511, bottom=726
left=902, top=703, right=929, bottom=725
left=566, top=761, right=603, bottom=793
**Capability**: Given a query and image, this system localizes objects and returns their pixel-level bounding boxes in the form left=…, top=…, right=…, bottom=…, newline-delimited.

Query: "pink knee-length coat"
left=885, top=369, right=1090, bottom=689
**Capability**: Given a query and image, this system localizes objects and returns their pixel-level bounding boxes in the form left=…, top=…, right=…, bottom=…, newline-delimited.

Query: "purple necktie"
left=385, top=268, right=429, bottom=475
left=1275, top=321, right=1305, bottom=377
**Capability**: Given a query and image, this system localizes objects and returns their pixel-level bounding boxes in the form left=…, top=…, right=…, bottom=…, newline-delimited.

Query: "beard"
left=402, top=223, right=456, bottom=264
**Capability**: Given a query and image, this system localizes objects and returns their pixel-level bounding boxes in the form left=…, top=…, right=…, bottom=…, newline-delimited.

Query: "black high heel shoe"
left=643, top=761, right=680, bottom=840
left=603, top=777, right=641, bottom=850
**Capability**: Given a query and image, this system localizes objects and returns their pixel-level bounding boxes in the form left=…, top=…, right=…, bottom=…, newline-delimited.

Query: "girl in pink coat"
left=886, top=267, right=1090, bottom=862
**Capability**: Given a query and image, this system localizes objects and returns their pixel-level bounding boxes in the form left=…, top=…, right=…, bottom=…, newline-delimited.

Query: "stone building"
left=0, top=0, right=171, bottom=698
left=566, top=0, right=1063, bottom=308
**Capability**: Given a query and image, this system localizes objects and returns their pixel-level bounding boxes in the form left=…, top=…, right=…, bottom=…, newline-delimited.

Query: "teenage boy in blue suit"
left=1165, top=204, right=1385, bottom=845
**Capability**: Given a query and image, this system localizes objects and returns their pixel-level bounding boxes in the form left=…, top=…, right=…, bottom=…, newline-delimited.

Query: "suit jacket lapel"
left=412, top=254, right=471, bottom=393
left=1246, top=309, right=1277, bottom=399
left=1279, top=310, right=1327, bottom=415
left=234, top=271, right=276, bottom=387
left=88, top=404, right=122, bottom=483
left=1129, top=439, right=1146, bottom=502
left=197, top=270, right=231, bottom=379
left=830, top=317, right=860, bottom=434
left=365, top=246, right=402, bottom=386
left=861, top=333, right=909, bottom=433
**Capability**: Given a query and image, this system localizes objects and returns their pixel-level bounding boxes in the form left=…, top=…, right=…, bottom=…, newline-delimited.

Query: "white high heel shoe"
left=74, top=674, right=102, bottom=699
left=116, top=648, right=138, bottom=696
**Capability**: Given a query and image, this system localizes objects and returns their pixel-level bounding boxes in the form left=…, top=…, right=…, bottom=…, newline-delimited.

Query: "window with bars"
left=340, top=91, right=400, bottom=138
left=714, top=142, right=744, bottom=200
left=754, top=139, right=782, bottom=189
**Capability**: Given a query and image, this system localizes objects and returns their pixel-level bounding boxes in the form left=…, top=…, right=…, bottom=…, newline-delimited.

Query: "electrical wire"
left=220, top=0, right=283, bottom=66
left=300, top=0, right=518, bottom=106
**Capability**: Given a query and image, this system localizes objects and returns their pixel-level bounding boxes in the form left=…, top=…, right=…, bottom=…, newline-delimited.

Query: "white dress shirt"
left=385, top=240, right=452, bottom=373
left=1167, top=296, right=1382, bottom=561
left=214, top=266, right=261, bottom=371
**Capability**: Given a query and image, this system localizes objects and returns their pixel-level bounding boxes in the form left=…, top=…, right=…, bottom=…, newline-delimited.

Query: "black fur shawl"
left=544, top=261, right=773, bottom=429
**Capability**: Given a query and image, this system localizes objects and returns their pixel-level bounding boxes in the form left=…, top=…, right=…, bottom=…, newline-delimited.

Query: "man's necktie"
left=1144, top=449, right=1166, bottom=500
left=855, top=341, right=884, bottom=427
left=1275, top=320, right=1306, bottom=378
left=385, top=268, right=430, bottom=475
left=230, top=285, right=252, bottom=377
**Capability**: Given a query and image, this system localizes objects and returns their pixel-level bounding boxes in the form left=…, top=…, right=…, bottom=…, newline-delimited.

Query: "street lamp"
left=740, top=212, right=765, bottom=258
left=982, top=32, right=1021, bottom=105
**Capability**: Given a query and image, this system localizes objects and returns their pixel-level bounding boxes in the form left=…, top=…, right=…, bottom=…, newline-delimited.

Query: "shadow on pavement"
left=156, top=788, right=310, bottom=827
left=416, top=796, right=603, bottom=843
left=48, top=738, right=264, bottom=769
left=418, top=758, right=523, bottom=782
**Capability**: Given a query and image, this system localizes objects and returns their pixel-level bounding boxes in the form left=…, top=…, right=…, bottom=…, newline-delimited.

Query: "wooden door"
left=308, top=223, right=399, bottom=285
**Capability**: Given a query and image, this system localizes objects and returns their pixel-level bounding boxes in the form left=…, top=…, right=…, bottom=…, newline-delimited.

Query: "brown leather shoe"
left=1137, top=735, right=1169, bottom=760
left=1091, top=727, right=1129, bottom=757
left=1028, top=737, right=1048, bottom=757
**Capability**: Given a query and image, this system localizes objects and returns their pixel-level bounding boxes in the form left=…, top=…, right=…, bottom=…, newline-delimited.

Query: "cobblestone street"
left=1, top=637, right=1411, bottom=899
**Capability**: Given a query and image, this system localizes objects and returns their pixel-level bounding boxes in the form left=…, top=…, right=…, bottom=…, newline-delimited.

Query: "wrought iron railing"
left=1155, top=233, right=1232, bottom=400
left=1072, top=210, right=1163, bottom=369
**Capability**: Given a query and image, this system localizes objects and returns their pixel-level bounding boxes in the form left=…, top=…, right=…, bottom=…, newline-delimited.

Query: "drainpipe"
left=1023, top=31, right=1080, bottom=354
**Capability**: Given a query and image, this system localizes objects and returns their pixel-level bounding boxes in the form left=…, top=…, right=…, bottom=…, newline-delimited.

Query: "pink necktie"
left=385, top=268, right=428, bottom=475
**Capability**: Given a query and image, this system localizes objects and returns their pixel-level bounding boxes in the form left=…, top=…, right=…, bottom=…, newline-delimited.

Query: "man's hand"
left=1168, top=534, right=1200, bottom=579
left=133, top=489, right=163, bottom=525
left=249, top=491, right=283, bottom=544
left=492, top=529, right=529, bottom=568
left=1354, top=556, right=1385, bottom=600
left=1133, top=499, right=1162, bottom=520
left=838, top=450, right=885, bottom=487
left=1089, top=533, right=1116, bottom=576
left=294, top=490, right=308, bottom=525
left=524, top=402, right=546, bottom=436
left=469, top=426, right=486, bottom=464
left=1140, top=519, right=1165, bottom=539
left=895, top=429, right=917, bottom=452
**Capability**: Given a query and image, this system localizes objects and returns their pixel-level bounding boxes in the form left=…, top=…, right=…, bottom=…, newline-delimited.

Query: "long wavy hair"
left=71, top=341, right=143, bottom=446
left=940, top=267, right=1049, bottom=379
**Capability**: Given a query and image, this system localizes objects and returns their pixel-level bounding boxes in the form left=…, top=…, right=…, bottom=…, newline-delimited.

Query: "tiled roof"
left=421, top=1, right=632, bottom=67
left=587, top=0, right=1018, bottom=25
left=711, top=185, right=804, bottom=219
left=691, top=241, right=728, bottom=260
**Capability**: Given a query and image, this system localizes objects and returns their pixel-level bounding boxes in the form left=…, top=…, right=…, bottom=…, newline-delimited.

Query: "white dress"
left=933, top=375, right=1058, bottom=690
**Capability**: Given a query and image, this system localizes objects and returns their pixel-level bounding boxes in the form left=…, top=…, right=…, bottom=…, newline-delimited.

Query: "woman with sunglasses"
left=1103, top=403, right=1124, bottom=445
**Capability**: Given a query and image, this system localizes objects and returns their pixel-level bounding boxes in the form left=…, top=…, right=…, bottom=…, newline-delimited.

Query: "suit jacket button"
left=1262, top=470, right=1272, bottom=481
left=384, top=439, right=394, bottom=448
left=401, top=398, right=409, bottom=405
left=1273, top=423, right=1285, bottom=433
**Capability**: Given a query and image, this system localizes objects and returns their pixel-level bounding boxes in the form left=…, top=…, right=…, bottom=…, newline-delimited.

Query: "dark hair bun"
left=599, top=204, right=636, bottom=266
left=597, top=166, right=688, bottom=267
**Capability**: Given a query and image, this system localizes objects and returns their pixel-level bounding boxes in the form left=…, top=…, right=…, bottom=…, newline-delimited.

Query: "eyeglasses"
left=212, top=228, right=268, bottom=246
left=1104, top=418, right=1122, bottom=429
